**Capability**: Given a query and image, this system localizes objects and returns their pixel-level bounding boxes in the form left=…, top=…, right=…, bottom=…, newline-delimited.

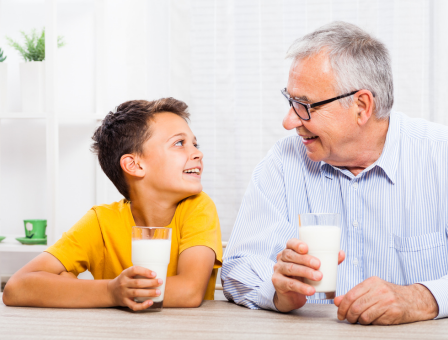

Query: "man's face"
left=283, top=53, right=359, bottom=166
left=140, top=112, right=203, bottom=199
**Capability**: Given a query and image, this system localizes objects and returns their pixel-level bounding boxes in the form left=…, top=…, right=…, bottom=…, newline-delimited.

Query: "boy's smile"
left=183, top=166, right=202, bottom=178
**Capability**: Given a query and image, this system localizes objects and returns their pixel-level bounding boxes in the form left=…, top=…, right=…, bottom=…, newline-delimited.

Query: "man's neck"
left=331, top=118, right=390, bottom=177
left=129, top=189, right=179, bottom=227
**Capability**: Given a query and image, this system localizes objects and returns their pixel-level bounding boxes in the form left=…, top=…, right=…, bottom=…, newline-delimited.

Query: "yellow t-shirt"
left=45, top=192, right=222, bottom=300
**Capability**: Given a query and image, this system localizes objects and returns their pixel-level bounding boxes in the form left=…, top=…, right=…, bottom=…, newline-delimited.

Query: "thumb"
left=333, top=295, right=345, bottom=307
left=338, top=250, right=346, bottom=265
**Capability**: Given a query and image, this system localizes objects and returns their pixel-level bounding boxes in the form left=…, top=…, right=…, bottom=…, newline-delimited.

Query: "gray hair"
left=286, top=21, right=393, bottom=119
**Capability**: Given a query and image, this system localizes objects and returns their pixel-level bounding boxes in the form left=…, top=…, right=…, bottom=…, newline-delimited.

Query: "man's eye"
left=175, top=140, right=184, bottom=146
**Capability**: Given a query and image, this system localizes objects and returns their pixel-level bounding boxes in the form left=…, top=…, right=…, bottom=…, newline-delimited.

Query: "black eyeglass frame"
left=281, top=88, right=375, bottom=121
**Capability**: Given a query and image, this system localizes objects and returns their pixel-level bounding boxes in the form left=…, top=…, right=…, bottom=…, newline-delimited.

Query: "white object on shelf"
left=0, top=236, right=47, bottom=253
left=20, top=61, right=45, bottom=114
left=0, top=63, right=7, bottom=113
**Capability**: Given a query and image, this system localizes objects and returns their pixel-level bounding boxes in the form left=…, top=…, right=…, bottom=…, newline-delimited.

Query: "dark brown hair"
left=91, top=98, right=190, bottom=200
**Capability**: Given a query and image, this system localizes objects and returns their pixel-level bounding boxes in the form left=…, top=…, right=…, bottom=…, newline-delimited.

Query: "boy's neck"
left=129, top=194, right=178, bottom=227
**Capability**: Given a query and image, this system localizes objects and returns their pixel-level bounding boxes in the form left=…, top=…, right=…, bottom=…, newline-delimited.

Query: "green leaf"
left=5, top=27, right=65, bottom=62
left=0, top=47, right=6, bottom=62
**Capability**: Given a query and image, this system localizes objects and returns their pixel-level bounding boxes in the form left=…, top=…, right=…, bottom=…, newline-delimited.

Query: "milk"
left=298, top=225, right=341, bottom=293
left=132, top=239, right=171, bottom=303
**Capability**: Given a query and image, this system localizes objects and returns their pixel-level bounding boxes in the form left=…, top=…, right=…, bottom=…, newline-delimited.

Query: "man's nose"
left=282, top=106, right=303, bottom=130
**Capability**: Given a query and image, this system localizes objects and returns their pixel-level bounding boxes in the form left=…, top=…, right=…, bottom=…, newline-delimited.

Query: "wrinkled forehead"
left=287, top=53, right=336, bottom=98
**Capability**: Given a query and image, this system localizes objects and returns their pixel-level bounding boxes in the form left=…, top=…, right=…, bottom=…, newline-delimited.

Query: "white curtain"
left=123, top=0, right=447, bottom=240
left=2, top=0, right=446, bottom=240
left=99, top=0, right=448, bottom=240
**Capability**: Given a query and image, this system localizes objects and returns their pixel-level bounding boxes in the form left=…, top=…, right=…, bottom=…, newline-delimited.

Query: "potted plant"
left=6, top=28, right=64, bottom=113
left=0, top=48, right=7, bottom=113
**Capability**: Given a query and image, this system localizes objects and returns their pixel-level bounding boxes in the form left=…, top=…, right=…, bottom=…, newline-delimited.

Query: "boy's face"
left=140, top=112, right=203, bottom=199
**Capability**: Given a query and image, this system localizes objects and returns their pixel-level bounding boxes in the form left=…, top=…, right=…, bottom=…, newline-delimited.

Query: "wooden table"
left=1, top=293, right=447, bottom=339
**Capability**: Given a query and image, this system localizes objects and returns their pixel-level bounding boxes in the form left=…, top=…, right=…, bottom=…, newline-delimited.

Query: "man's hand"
left=334, top=276, right=439, bottom=325
left=107, top=266, right=163, bottom=311
left=272, top=238, right=345, bottom=313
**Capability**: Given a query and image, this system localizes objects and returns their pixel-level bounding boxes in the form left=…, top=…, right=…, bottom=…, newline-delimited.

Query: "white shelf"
left=0, top=113, right=46, bottom=119
left=0, top=236, right=47, bottom=253
left=0, top=113, right=105, bottom=122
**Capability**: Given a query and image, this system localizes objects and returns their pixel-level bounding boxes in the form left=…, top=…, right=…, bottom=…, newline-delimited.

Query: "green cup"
left=24, top=220, right=47, bottom=239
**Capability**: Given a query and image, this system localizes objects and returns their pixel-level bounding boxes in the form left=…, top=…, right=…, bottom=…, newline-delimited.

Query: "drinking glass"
left=298, top=213, right=341, bottom=300
left=132, top=226, right=172, bottom=311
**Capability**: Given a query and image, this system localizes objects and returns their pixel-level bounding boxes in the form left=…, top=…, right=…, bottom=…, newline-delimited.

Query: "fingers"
left=286, top=238, right=308, bottom=255
left=126, top=298, right=154, bottom=312
left=273, top=274, right=316, bottom=296
left=338, top=250, right=345, bottom=265
left=128, top=288, right=162, bottom=299
left=125, top=266, right=157, bottom=279
left=337, top=283, right=371, bottom=321
left=345, top=292, right=378, bottom=324
left=128, top=278, right=163, bottom=289
left=279, top=248, right=321, bottom=270
left=278, top=261, right=323, bottom=282
left=357, top=302, right=386, bottom=325
left=333, top=294, right=344, bottom=307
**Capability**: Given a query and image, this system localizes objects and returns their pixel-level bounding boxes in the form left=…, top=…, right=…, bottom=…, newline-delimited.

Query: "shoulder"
left=92, top=199, right=129, bottom=216
left=179, top=192, right=217, bottom=213
left=396, top=111, right=448, bottom=143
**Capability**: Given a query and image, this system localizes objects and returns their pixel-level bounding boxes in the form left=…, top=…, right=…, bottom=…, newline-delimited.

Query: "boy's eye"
left=175, top=140, right=184, bottom=146
left=195, top=144, right=200, bottom=149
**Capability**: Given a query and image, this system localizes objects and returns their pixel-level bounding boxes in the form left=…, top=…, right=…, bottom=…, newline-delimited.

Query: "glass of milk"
left=298, top=213, right=341, bottom=300
left=132, top=226, right=172, bottom=311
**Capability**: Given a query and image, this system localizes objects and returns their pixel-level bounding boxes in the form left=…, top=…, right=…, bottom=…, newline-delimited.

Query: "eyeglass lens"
left=291, top=102, right=309, bottom=120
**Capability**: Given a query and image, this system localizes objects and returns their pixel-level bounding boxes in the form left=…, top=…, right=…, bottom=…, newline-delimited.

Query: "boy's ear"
left=120, top=154, right=145, bottom=178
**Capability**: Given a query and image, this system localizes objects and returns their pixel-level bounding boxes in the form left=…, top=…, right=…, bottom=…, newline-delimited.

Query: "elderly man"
left=221, top=21, right=448, bottom=325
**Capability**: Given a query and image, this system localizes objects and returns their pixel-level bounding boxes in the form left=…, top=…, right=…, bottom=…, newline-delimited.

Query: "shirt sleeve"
left=45, top=209, right=104, bottom=277
left=178, top=193, right=223, bottom=268
left=221, top=142, right=293, bottom=311
left=418, top=245, right=448, bottom=319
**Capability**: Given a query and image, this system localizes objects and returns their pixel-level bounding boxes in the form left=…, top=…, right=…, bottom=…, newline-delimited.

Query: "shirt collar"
left=319, top=111, right=400, bottom=184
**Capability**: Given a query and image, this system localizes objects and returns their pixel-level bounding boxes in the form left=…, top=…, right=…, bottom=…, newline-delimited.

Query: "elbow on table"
left=179, top=284, right=205, bottom=308
left=2, top=278, right=20, bottom=306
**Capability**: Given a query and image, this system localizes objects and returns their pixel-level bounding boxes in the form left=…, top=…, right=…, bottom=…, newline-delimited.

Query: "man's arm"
left=2, top=252, right=161, bottom=311
left=163, top=245, right=216, bottom=308
left=222, top=141, right=296, bottom=311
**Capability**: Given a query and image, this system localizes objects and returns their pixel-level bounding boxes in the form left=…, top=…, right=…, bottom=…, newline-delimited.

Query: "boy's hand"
left=107, top=266, right=163, bottom=311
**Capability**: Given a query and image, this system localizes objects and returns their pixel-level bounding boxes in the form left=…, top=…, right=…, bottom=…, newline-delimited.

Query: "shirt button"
left=353, top=220, right=358, bottom=228
left=352, top=182, right=358, bottom=189
left=353, top=258, right=359, bottom=266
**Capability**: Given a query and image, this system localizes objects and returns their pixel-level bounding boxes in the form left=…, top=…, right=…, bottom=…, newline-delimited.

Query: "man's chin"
left=305, top=150, right=325, bottom=163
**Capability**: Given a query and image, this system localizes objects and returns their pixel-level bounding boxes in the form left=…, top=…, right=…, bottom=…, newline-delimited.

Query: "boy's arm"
left=2, top=252, right=161, bottom=310
left=163, top=245, right=215, bottom=308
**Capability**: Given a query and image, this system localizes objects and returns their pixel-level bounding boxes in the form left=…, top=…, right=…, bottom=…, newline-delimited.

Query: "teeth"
left=183, top=168, right=200, bottom=173
left=303, top=136, right=318, bottom=140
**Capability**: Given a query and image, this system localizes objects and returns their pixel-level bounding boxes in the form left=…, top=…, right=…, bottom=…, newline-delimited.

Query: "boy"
left=3, top=98, right=222, bottom=311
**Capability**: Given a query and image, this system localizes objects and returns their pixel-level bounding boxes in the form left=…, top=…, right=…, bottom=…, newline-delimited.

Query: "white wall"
left=1, top=0, right=448, bottom=275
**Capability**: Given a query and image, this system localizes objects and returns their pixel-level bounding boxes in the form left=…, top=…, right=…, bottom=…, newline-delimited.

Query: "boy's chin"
left=179, top=184, right=203, bottom=198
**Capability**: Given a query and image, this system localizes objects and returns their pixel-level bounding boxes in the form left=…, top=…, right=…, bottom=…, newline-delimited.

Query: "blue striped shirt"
left=222, top=111, right=448, bottom=319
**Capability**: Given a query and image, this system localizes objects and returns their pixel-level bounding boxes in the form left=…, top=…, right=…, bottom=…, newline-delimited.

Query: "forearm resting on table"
left=3, top=252, right=113, bottom=308
left=3, top=271, right=112, bottom=308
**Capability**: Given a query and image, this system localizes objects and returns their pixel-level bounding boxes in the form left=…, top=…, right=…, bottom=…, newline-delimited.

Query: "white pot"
left=0, top=63, right=7, bottom=114
left=20, top=61, right=45, bottom=113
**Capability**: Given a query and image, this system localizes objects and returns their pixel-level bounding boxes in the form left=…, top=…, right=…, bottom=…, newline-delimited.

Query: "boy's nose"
left=191, top=148, right=203, bottom=160
left=282, top=107, right=304, bottom=130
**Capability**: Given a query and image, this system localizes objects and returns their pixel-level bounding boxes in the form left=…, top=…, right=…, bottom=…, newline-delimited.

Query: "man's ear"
left=120, top=154, right=145, bottom=178
left=355, top=90, right=375, bottom=126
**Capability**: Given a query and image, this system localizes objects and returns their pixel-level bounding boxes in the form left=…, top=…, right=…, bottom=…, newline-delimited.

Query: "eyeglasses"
left=281, top=88, right=369, bottom=121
